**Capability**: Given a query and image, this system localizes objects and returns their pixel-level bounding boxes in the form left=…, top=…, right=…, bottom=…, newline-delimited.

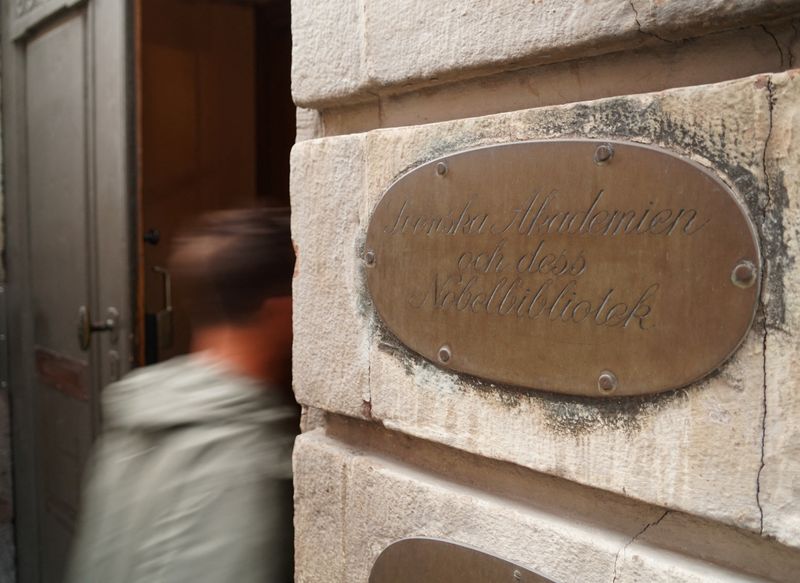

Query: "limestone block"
left=761, top=69, right=800, bottom=546
left=291, top=135, right=371, bottom=418
left=631, top=0, right=800, bottom=39
left=293, top=432, right=781, bottom=582
left=376, top=23, right=788, bottom=130
left=636, top=510, right=800, bottom=581
left=291, top=0, right=365, bottom=106
left=291, top=0, right=800, bottom=107
left=295, top=107, right=322, bottom=143
left=363, top=0, right=639, bottom=89
left=292, top=434, right=349, bottom=582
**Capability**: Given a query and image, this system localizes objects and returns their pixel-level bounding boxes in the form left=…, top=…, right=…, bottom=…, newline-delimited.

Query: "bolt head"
left=364, top=250, right=376, bottom=267
left=731, top=260, right=757, bottom=288
left=594, top=143, right=614, bottom=165
left=438, top=345, right=452, bottom=364
left=597, top=370, right=618, bottom=393
left=435, top=161, right=448, bottom=176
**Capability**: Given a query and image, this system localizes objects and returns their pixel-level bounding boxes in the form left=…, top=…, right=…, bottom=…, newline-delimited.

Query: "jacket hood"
left=102, top=354, right=290, bottom=430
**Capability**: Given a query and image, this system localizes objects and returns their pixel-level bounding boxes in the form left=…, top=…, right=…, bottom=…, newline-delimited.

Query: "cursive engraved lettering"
left=469, top=189, right=710, bottom=238
left=413, top=271, right=660, bottom=329
left=384, top=199, right=489, bottom=236
left=389, top=191, right=709, bottom=238
left=458, top=240, right=507, bottom=274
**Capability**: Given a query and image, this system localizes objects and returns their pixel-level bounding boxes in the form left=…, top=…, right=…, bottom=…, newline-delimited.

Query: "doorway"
left=2, top=0, right=294, bottom=580
left=137, top=0, right=294, bottom=365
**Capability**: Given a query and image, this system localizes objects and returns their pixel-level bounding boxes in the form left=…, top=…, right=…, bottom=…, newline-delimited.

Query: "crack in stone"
left=758, top=325, right=768, bottom=535
left=628, top=1, right=673, bottom=44
left=756, top=78, right=775, bottom=536
left=611, top=510, right=669, bottom=582
left=761, top=25, right=785, bottom=68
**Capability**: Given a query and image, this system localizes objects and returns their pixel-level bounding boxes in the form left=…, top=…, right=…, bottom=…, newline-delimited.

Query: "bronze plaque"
left=365, top=140, right=760, bottom=397
left=370, top=538, right=555, bottom=583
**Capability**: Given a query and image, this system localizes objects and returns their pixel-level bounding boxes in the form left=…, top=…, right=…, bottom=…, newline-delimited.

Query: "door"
left=1, top=1, right=133, bottom=581
left=139, top=0, right=259, bottom=363
left=137, top=0, right=294, bottom=364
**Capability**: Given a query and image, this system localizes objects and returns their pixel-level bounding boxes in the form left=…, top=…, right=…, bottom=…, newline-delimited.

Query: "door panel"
left=28, top=23, right=97, bottom=578
left=2, top=1, right=132, bottom=581
left=28, top=13, right=89, bottom=358
left=27, top=12, right=96, bottom=580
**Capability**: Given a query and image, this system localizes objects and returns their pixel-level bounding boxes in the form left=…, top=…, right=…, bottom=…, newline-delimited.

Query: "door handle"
left=77, top=306, right=119, bottom=351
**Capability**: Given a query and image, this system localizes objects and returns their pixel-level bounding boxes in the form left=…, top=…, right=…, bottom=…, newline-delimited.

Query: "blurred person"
left=67, top=208, right=298, bottom=583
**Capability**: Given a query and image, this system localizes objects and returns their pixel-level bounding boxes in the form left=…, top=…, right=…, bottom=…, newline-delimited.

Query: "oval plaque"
left=365, top=141, right=760, bottom=397
left=370, top=538, right=555, bottom=583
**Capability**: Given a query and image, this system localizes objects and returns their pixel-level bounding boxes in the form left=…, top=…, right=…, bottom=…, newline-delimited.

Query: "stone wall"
left=291, top=2, right=800, bottom=581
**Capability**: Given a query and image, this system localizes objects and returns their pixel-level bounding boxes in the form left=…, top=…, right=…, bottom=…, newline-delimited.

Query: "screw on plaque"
left=435, top=161, right=448, bottom=176
left=438, top=345, right=452, bottom=363
left=597, top=370, right=618, bottom=394
left=364, top=250, right=376, bottom=267
left=731, top=260, right=756, bottom=289
left=593, top=143, right=614, bottom=165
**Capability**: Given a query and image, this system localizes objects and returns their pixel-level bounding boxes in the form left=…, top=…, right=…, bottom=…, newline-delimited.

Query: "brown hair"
left=169, top=208, right=294, bottom=327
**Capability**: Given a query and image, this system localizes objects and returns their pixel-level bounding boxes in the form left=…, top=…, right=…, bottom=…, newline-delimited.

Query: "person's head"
left=169, top=207, right=294, bottom=383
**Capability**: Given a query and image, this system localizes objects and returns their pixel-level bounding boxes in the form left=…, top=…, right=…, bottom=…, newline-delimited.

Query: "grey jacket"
left=66, top=355, right=298, bottom=583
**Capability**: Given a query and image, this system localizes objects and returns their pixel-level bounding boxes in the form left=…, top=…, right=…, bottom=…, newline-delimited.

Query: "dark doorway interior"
left=137, top=0, right=294, bottom=365
left=255, top=1, right=295, bottom=208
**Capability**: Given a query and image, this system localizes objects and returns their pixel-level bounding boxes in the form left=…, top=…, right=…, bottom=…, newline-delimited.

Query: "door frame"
left=0, top=0, right=137, bottom=580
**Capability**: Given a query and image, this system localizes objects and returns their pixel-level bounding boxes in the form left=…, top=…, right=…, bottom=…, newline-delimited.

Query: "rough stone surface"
left=636, top=510, right=800, bottom=581
left=362, top=0, right=638, bottom=89
left=632, top=0, right=800, bottom=39
left=295, top=107, right=322, bottom=143
left=760, top=69, right=800, bottom=546
left=370, top=22, right=790, bottom=132
left=291, top=135, right=371, bottom=419
left=290, top=73, right=800, bottom=540
left=291, top=0, right=364, bottom=107
left=291, top=0, right=800, bottom=107
left=292, top=433, right=349, bottom=583
left=294, top=431, right=796, bottom=582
